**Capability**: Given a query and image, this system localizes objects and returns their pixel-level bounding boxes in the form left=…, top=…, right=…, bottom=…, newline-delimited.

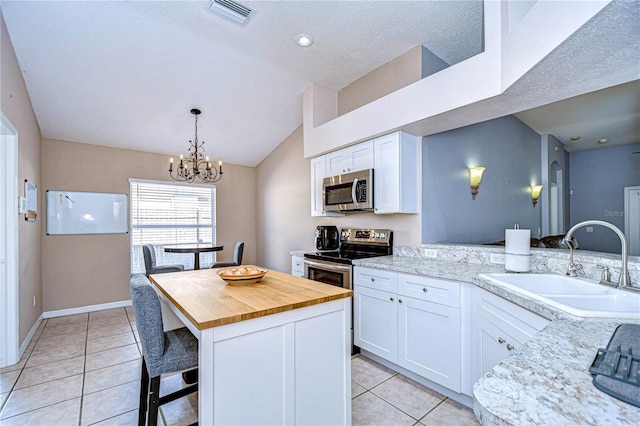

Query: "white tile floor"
left=0, top=307, right=479, bottom=425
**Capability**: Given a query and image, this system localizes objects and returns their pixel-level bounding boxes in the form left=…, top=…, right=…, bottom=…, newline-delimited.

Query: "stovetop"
left=304, top=228, right=393, bottom=265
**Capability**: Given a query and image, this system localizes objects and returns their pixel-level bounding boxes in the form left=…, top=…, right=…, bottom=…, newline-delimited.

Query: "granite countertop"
left=352, top=255, right=640, bottom=425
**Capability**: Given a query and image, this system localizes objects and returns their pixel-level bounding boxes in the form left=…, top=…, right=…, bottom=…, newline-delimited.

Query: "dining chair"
left=130, top=274, right=198, bottom=426
left=142, top=244, right=184, bottom=277
left=212, top=241, right=244, bottom=268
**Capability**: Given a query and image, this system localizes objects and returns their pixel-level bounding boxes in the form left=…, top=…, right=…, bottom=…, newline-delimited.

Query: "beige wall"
left=1, top=15, right=43, bottom=343
left=338, top=46, right=423, bottom=116
left=42, top=139, right=256, bottom=311
left=256, top=126, right=420, bottom=275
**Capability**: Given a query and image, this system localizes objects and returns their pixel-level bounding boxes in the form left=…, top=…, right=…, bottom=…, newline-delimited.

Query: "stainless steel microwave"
left=322, top=169, right=374, bottom=213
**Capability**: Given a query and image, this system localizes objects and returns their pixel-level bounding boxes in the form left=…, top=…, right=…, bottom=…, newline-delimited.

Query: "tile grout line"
left=78, top=314, right=90, bottom=426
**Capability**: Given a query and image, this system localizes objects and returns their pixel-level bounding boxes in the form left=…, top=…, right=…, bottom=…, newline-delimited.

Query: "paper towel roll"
left=505, top=229, right=531, bottom=255
left=505, top=228, right=530, bottom=272
left=505, top=254, right=530, bottom=273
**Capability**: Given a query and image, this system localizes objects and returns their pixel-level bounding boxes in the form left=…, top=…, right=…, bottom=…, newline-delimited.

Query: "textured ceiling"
left=2, top=0, right=637, bottom=167
left=0, top=0, right=483, bottom=167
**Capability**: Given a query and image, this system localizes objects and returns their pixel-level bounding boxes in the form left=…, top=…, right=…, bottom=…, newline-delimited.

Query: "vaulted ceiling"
left=1, top=1, right=638, bottom=166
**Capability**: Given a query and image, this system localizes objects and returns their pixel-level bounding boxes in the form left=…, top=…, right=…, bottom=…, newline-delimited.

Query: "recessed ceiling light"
left=570, top=136, right=581, bottom=141
left=598, top=138, right=609, bottom=144
left=294, top=34, right=314, bottom=47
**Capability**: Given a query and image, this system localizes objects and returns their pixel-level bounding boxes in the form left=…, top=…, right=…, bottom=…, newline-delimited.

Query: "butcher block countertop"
left=149, top=268, right=353, bottom=330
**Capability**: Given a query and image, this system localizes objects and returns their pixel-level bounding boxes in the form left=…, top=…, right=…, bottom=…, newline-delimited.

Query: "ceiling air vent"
left=209, top=0, right=256, bottom=26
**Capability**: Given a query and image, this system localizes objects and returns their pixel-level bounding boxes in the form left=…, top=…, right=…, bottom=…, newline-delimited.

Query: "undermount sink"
left=479, top=273, right=640, bottom=319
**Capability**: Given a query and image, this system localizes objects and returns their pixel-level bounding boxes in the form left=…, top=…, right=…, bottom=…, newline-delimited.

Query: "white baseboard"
left=19, top=313, right=44, bottom=360
left=43, top=299, right=132, bottom=319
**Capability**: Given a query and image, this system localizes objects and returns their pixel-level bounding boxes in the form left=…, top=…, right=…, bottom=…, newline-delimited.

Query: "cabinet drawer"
left=397, top=273, right=460, bottom=308
left=353, top=267, right=397, bottom=292
left=475, top=287, right=549, bottom=345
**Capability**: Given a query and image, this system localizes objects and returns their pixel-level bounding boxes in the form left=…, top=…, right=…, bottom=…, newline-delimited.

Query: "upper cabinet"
left=310, top=131, right=418, bottom=216
left=374, top=132, right=419, bottom=214
left=325, top=140, right=374, bottom=176
left=310, top=155, right=342, bottom=217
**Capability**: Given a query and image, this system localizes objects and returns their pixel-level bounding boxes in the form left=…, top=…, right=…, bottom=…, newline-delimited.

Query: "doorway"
left=1, top=112, right=19, bottom=367
left=548, top=161, right=564, bottom=235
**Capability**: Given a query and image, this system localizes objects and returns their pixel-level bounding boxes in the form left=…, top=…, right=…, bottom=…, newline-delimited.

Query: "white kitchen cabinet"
left=398, top=296, right=461, bottom=392
left=354, top=267, right=462, bottom=391
left=354, top=285, right=398, bottom=362
left=373, top=131, right=419, bottom=214
left=471, top=287, right=549, bottom=384
left=291, top=255, right=304, bottom=278
left=325, top=140, right=374, bottom=177
left=310, top=155, right=342, bottom=217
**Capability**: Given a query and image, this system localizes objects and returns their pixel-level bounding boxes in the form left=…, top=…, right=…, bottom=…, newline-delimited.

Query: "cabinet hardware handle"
left=507, top=344, right=515, bottom=351
left=371, top=277, right=375, bottom=282
left=422, top=288, right=428, bottom=292
left=498, top=337, right=505, bottom=344
left=389, top=297, right=394, bottom=301
left=398, top=299, right=403, bottom=303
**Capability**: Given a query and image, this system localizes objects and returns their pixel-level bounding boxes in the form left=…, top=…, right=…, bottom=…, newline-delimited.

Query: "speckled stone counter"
left=473, top=318, right=640, bottom=425
left=352, top=255, right=640, bottom=425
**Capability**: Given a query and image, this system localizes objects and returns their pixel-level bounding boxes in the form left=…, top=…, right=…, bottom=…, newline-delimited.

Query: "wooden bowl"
left=217, top=265, right=268, bottom=285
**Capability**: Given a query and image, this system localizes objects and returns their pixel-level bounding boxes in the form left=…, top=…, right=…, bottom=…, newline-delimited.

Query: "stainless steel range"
left=303, top=228, right=393, bottom=289
left=304, top=228, right=392, bottom=354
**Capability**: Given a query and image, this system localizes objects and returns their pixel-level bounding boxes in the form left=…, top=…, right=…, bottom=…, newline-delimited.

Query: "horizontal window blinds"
left=130, top=181, right=216, bottom=274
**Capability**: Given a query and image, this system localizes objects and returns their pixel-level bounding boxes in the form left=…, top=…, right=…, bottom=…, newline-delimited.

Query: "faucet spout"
left=563, top=220, right=631, bottom=288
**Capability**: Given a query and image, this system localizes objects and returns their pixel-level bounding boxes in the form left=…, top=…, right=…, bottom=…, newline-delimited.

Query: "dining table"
left=149, top=268, right=353, bottom=425
left=163, top=243, right=224, bottom=270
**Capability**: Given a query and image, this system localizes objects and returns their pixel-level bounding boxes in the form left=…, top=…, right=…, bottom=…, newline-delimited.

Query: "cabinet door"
left=398, top=297, right=461, bottom=392
left=348, top=140, right=374, bottom=172
left=354, top=285, right=397, bottom=362
left=374, top=132, right=418, bottom=214
left=325, top=150, right=346, bottom=176
left=472, top=316, right=515, bottom=384
left=310, top=156, right=342, bottom=217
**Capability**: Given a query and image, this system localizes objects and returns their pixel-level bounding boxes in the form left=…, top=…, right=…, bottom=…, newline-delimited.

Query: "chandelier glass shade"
left=169, top=109, right=223, bottom=183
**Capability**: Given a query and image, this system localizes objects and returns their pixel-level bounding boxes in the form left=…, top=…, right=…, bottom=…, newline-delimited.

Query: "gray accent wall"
left=422, top=115, right=542, bottom=244
left=568, top=143, right=640, bottom=254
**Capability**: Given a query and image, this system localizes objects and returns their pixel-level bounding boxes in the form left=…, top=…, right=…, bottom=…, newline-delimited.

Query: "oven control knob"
left=380, top=232, right=386, bottom=239
left=373, top=233, right=379, bottom=238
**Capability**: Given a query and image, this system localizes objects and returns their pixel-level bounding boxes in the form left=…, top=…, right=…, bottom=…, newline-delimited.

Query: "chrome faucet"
left=563, top=220, right=632, bottom=288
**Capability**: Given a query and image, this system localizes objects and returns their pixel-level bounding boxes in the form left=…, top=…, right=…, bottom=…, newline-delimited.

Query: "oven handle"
left=303, top=259, right=351, bottom=273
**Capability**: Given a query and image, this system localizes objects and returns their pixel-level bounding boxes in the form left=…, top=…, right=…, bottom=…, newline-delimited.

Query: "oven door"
left=303, top=258, right=351, bottom=289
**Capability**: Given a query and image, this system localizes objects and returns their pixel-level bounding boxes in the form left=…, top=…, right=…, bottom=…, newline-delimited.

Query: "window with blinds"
left=130, top=180, right=216, bottom=274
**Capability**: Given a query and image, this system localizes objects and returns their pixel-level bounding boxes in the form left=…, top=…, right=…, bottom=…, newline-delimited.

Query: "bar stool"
left=130, top=275, right=198, bottom=426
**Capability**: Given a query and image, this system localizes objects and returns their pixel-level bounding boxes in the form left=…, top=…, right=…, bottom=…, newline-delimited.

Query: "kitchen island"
left=149, top=268, right=353, bottom=425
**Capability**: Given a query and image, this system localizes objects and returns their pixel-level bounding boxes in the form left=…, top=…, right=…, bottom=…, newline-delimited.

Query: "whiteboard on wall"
left=46, top=191, right=128, bottom=235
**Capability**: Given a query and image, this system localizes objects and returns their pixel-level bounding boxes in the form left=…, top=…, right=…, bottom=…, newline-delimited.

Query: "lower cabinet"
left=291, top=255, right=304, bottom=278
left=355, top=266, right=552, bottom=397
left=398, top=296, right=461, bottom=392
left=471, top=287, right=550, bottom=384
left=354, top=267, right=462, bottom=392
left=353, top=285, right=398, bottom=361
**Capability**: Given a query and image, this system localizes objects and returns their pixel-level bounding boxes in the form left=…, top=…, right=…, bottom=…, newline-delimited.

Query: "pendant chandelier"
left=169, top=109, right=223, bottom=183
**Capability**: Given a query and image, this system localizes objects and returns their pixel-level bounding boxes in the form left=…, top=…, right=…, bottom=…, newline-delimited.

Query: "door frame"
left=1, top=111, right=19, bottom=367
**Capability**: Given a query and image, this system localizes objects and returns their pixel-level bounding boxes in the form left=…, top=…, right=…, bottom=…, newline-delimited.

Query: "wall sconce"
left=468, top=167, right=485, bottom=200
left=531, top=185, right=543, bottom=207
